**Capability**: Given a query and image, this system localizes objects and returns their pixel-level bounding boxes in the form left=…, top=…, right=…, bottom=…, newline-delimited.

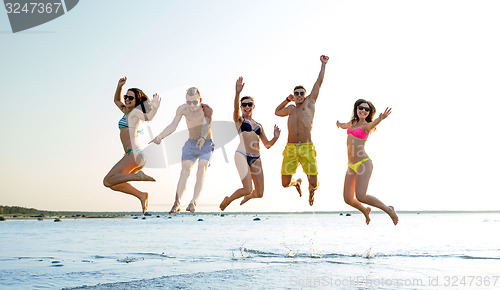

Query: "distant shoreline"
left=1, top=210, right=499, bottom=221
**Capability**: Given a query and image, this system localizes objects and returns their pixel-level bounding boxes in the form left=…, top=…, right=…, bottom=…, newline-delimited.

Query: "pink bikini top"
left=347, top=124, right=369, bottom=139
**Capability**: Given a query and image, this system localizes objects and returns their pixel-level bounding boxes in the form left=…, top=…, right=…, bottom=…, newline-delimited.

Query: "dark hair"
left=186, top=87, right=200, bottom=97
left=127, top=88, right=150, bottom=114
left=240, top=96, right=254, bottom=103
left=294, top=85, right=306, bottom=92
left=350, top=99, right=376, bottom=124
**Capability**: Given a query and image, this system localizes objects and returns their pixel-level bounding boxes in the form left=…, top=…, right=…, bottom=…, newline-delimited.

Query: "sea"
left=0, top=212, right=499, bottom=289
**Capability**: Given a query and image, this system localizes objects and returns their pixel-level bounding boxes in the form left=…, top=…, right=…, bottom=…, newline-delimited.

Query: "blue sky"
left=1, top=0, right=500, bottom=213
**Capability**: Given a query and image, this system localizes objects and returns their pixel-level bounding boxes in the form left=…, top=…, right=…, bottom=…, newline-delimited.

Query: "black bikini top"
left=238, top=119, right=261, bottom=135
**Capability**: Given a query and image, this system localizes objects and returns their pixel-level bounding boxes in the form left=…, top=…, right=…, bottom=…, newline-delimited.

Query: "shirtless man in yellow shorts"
left=275, top=55, right=329, bottom=206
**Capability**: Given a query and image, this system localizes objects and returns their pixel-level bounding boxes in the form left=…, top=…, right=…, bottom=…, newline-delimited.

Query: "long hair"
left=127, top=88, right=150, bottom=113
left=350, top=99, right=376, bottom=124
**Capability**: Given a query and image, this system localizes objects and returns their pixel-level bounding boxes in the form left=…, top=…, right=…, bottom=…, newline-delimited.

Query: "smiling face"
left=186, top=93, right=201, bottom=112
left=357, top=102, right=371, bottom=120
left=293, top=88, right=306, bottom=105
left=240, top=97, right=255, bottom=117
left=124, top=90, right=136, bottom=109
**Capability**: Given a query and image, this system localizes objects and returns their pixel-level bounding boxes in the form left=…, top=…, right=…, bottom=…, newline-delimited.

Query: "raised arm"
left=336, top=120, right=351, bottom=130
left=309, top=55, right=329, bottom=102
left=275, top=95, right=293, bottom=117
left=234, top=77, right=244, bottom=123
left=136, top=93, right=161, bottom=121
left=196, top=104, right=213, bottom=149
left=365, top=107, right=392, bottom=132
left=149, top=106, right=184, bottom=144
left=259, top=124, right=281, bottom=149
left=114, top=77, right=127, bottom=112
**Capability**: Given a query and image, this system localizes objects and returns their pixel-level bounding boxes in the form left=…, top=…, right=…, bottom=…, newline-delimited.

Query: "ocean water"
left=0, top=212, right=499, bottom=289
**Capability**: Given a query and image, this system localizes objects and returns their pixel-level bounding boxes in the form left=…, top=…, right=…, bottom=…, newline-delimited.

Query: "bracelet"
left=285, top=97, right=291, bottom=102
left=199, top=136, right=206, bottom=141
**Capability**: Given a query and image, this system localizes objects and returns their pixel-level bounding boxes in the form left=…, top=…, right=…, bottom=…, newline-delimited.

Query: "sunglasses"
left=186, top=100, right=199, bottom=105
left=241, top=102, right=254, bottom=107
left=358, top=105, right=371, bottom=112
left=294, top=91, right=305, bottom=96
left=123, top=95, right=135, bottom=101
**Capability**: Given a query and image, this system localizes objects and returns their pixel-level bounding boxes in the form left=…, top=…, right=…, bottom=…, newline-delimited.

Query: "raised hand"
left=336, top=120, right=341, bottom=128
left=380, top=107, right=392, bottom=120
left=151, top=93, right=161, bottom=109
left=236, top=76, right=245, bottom=93
left=273, top=125, right=281, bottom=138
left=118, top=76, right=127, bottom=87
left=320, top=55, right=329, bottom=64
left=287, top=94, right=294, bottom=102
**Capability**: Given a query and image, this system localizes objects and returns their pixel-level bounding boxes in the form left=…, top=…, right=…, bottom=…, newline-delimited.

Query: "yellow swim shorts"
left=281, top=142, right=318, bottom=176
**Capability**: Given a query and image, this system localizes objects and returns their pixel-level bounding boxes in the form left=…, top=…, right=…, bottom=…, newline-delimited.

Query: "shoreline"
left=1, top=210, right=500, bottom=221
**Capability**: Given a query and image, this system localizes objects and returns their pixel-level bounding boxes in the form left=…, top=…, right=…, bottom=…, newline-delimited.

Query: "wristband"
left=286, top=97, right=291, bottom=102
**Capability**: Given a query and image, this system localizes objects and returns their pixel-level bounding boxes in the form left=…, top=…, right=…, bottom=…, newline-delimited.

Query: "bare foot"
left=169, top=202, right=180, bottom=214
left=308, top=182, right=318, bottom=206
left=388, top=206, right=398, bottom=225
left=137, top=171, right=155, bottom=182
left=363, top=207, right=371, bottom=225
left=140, top=192, right=148, bottom=214
left=186, top=202, right=196, bottom=213
left=294, top=178, right=302, bottom=197
left=240, top=194, right=251, bottom=206
left=219, top=196, right=230, bottom=211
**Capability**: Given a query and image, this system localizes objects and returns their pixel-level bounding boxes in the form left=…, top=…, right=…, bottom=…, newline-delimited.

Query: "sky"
left=1, top=0, right=499, bottom=213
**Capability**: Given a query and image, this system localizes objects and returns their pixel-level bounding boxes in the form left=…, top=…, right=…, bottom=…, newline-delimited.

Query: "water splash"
left=240, top=243, right=251, bottom=258
left=310, top=249, right=321, bottom=258
left=285, top=249, right=298, bottom=258
left=362, top=247, right=373, bottom=259
left=307, top=230, right=321, bottom=258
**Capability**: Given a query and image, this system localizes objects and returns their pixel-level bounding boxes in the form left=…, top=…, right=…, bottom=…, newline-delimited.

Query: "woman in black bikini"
left=219, top=77, right=280, bottom=210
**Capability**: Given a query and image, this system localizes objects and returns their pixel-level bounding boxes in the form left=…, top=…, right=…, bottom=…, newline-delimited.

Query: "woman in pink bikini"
left=336, top=99, right=398, bottom=225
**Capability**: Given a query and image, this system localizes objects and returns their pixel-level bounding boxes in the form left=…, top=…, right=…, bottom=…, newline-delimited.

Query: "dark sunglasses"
left=294, top=91, right=305, bottom=96
left=123, top=95, right=135, bottom=101
left=358, top=105, right=371, bottom=112
left=186, top=100, right=199, bottom=105
left=241, top=102, right=254, bottom=107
